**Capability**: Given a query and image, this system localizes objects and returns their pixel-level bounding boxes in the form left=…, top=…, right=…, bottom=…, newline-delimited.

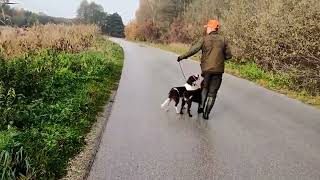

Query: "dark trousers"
left=201, top=73, right=222, bottom=107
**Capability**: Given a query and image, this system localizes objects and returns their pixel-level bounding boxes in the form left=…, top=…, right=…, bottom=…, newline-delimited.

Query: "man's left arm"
left=178, top=38, right=203, bottom=61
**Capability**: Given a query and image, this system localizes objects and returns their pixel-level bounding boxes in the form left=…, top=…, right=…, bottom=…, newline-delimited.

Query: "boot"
left=199, top=88, right=208, bottom=114
left=197, top=107, right=204, bottom=114
left=203, top=96, right=215, bottom=120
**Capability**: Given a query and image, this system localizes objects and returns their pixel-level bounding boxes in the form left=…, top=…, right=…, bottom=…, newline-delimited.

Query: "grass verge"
left=0, top=37, right=123, bottom=179
left=141, top=42, right=320, bottom=109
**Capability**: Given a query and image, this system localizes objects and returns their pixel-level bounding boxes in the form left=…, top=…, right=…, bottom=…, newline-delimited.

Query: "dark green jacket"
left=179, top=32, right=232, bottom=74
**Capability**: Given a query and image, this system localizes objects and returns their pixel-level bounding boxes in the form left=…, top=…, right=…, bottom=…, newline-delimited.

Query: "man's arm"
left=178, top=38, right=203, bottom=61
left=224, top=39, right=232, bottom=60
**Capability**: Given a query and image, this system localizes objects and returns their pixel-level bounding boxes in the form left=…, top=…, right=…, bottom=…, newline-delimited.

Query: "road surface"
left=88, top=39, right=320, bottom=180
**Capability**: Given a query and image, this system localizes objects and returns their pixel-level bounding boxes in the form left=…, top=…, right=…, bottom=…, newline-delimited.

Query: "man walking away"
left=177, top=20, right=232, bottom=120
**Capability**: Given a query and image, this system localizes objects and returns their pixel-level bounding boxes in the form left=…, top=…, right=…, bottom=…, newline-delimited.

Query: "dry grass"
left=0, top=24, right=99, bottom=58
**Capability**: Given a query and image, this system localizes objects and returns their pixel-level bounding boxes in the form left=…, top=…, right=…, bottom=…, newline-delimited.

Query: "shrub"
left=0, top=26, right=123, bottom=178
left=164, top=20, right=193, bottom=43
left=222, top=0, right=320, bottom=94
left=137, top=20, right=162, bottom=42
left=125, top=21, right=140, bottom=41
left=240, top=62, right=266, bottom=81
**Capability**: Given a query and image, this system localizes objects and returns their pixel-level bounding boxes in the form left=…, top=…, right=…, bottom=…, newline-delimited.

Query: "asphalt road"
left=88, top=38, right=320, bottom=180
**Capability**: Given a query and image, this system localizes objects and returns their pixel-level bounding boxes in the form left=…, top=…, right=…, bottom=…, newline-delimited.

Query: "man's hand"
left=177, top=56, right=183, bottom=62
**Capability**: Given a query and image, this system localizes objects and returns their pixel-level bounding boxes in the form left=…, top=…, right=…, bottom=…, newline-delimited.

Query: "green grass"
left=0, top=37, right=123, bottom=179
left=142, top=42, right=320, bottom=109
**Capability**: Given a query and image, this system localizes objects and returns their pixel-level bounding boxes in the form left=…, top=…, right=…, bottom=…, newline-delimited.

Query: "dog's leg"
left=182, top=100, right=187, bottom=110
left=181, top=98, right=186, bottom=110
left=180, top=98, right=186, bottom=114
left=167, top=99, right=173, bottom=111
left=161, top=98, right=170, bottom=108
left=175, top=106, right=180, bottom=114
left=197, top=103, right=203, bottom=114
left=174, top=97, right=180, bottom=114
left=187, top=100, right=193, bottom=117
left=161, top=98, right=171, bottom=111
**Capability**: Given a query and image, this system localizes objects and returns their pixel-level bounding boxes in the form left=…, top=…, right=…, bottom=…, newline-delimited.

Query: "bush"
left=125, top=21, right=140, bottom=41
left=221, top=0, right=320, bottom=94
left=164, top=20, right=193, bottom=43
left=0, top=146, right=34, bottom=180
left=239, top=62, right=266, bottom=81
left=0, top=36, right=123, bottom=179
left=130, top=20, right=162, bottom=42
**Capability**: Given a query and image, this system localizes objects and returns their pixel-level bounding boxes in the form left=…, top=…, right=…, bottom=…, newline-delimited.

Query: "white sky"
left=13, top=0, right=139, bottom=24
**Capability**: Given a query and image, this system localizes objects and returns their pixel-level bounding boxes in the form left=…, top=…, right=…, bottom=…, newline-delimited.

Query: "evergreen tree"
left=102, top=13, right=125, bottom=38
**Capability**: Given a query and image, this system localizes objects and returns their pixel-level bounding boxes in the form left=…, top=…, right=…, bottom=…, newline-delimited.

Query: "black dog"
left=161, top=75, right=200, bottom=113
left=180, top=81, right=203, bottom=117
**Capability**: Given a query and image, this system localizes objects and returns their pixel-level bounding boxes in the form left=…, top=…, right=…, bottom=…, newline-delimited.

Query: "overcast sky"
left=14, top=0, right=139, bottom=24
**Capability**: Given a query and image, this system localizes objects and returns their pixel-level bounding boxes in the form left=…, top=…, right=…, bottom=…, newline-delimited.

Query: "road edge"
left=62, top=88, right=118, bottom=180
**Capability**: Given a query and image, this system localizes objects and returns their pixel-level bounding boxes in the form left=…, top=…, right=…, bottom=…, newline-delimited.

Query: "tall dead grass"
left=0, top=24, right=99, bottom=58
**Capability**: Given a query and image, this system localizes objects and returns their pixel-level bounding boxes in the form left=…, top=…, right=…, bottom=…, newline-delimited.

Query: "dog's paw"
left=189, top=114, right=193, bottom=117
left=161, top=106, right=169, bottom=112
left=180, top=111, right=184, bottom=115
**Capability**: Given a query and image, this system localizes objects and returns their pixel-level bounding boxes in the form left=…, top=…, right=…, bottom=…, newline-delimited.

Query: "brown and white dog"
left=161, top=75, right=200, bottom=113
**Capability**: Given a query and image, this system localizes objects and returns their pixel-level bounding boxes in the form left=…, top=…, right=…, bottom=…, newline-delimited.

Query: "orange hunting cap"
left=204, top=20, right=220, bottom=29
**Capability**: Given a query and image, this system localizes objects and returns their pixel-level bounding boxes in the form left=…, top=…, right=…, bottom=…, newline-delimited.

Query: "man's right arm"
left=224, top=39, right=232, bottom=60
